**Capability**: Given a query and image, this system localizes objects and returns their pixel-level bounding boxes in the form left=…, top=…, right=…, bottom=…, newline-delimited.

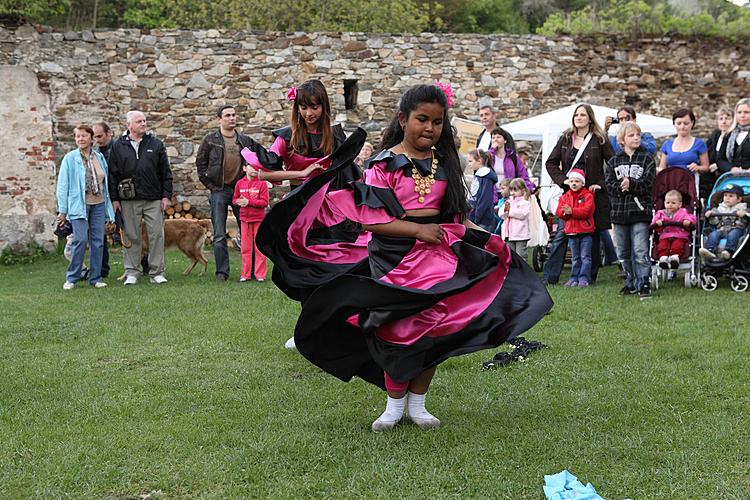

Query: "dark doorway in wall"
left=344, top=79, right=358, bottom=110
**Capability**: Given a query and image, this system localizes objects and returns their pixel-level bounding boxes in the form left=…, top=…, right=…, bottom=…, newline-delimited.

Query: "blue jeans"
left=613, top=223, right=650, bottom=290
left=543, top=218, right=602, bottom=283
left=67, top=202, right=105, bottom=284
left=600, top=229, right=618, bottom=264
left=210, top=185, right=242, bottom=278
left=706, top=228, right=743, bottom=252
left=568, top=234, right=593, bottom=283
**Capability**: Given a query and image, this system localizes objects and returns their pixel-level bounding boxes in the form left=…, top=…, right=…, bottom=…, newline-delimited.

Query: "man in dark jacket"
left=93, top=121, right=115, bottom=277
left=196, top=105, right=266, bottom=281
left=108, top=110, right=173, bottom=285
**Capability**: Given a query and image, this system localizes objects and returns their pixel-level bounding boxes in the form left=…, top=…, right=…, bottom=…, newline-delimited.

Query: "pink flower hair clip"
left=434, top=81, right=454, bottom=108
left=287, top=86, right=298, bottom=102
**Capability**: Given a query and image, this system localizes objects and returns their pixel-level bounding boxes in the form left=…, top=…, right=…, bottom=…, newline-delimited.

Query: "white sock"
left=407, top=391, right=431, bottom=418
left=378, top=395, right=405, bottom=423
left=669, top=255, right=679, bottom=261
left=372, top=395, right=405, bottom=431
left=406, top=391, right=441, bottom=427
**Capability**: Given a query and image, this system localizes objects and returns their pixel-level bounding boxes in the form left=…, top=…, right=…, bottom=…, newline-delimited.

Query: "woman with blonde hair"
left=703, top=106, right=735, bottom=201
left=726, top=98, right=750, bottom=172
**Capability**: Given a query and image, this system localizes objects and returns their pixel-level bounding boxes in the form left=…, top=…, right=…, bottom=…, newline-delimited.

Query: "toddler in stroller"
left=699, top=184, right=749, bottom=261
left=651, top=190, right=696, bottom=270
left=648, top=167, right=700, bottom=288
left=697, top=176, right=750, bottom=291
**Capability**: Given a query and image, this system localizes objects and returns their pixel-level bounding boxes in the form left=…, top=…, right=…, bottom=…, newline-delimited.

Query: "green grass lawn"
left=1, top=249, right=749, bottom=498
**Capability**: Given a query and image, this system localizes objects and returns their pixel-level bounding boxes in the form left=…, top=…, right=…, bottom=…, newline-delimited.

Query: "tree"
left=0, top=0, right=71, bottom=23
left=466, top=0, right=530, bottom=33
left=521, top=0, right=556, bottom=31
left=536, top=0, right=750, bottom=40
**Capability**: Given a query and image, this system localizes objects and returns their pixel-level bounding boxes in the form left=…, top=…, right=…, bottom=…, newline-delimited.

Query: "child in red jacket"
left=555, top=168, right=595, bottom=287
left=233, top=152, right=269, bottom=282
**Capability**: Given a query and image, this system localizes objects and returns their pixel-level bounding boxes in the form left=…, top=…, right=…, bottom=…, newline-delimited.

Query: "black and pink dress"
left=257, top=129, right=552, bottom=389
left=262, top=124, right=360, bottom=190
left=254, top=126, right=369, bottom=301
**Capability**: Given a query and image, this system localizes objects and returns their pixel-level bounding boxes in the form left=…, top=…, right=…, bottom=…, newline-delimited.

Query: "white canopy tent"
left=503, top=104, right=675, bottom=217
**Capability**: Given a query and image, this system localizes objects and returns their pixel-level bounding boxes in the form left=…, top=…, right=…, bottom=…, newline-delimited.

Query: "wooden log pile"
left=166, top=200, right=197, bottom=220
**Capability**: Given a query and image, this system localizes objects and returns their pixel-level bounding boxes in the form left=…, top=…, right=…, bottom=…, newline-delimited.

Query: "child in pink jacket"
left=233, top=152, right=270, bottom=282
left=500, top=178, right=532, bottom=260
left=650, top=189, right=696, bottom=269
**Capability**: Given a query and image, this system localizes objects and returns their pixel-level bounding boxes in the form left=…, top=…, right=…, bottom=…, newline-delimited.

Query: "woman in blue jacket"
left=55, top=124, right=115, bottom=289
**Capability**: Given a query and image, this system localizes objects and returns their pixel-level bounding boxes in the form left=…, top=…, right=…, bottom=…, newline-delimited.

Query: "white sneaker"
left=63, top=281, right=75, bottom=290
left=284, top=336, right=296, bottom=349
left=93, top=282, right=107, bottom=288
left=150, top=275, right=168, bottom=284
left=124, top=275, right=138, bottom=285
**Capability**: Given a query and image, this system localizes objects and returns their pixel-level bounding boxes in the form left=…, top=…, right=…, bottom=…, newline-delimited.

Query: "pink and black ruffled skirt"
left=257, top=129, right=553, bottom=389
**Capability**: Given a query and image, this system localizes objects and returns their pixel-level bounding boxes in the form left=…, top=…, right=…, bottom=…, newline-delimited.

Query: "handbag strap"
left=567, top=133, right=592, bottom=175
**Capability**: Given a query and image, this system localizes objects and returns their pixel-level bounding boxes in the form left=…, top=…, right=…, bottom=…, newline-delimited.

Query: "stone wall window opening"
left=344, top=79, right=358, bottom=110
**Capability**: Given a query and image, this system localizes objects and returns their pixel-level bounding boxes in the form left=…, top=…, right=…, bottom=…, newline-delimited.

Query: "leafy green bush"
left=0, top=241, right=50, bottom=266
left=537, top=0, right=750, bottom=40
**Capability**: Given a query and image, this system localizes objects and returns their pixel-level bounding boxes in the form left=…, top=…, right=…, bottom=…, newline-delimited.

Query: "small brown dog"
left=119, top=218, right=213, bottom=277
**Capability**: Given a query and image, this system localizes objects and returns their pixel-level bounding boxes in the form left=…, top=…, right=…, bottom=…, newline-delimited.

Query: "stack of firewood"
left=166, top=200, right=197, bottom=219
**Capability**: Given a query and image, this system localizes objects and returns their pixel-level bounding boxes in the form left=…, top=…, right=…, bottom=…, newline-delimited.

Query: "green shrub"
left=0, top=241, right=50, bottom=266
left=537, top=0, right=750, bottom=40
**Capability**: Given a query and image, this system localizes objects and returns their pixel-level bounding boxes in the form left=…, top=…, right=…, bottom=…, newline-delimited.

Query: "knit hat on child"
left=567, top=168, right=586, bottom=183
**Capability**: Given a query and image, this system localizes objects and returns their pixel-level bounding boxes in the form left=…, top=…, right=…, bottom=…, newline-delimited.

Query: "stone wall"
left=0, top=65, right=56, bottom=251
left=2, top=23, right=749, bottom=250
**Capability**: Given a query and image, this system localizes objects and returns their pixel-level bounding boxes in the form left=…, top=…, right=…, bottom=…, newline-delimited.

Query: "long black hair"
left=378, top=84, right=469, bottom=221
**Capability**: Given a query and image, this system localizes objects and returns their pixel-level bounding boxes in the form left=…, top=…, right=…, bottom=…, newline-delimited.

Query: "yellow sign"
left=451, top=117, right=484, bottom=154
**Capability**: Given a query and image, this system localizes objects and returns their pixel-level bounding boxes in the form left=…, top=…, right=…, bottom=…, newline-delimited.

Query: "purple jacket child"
left=488, top=146, right=536, bottom=193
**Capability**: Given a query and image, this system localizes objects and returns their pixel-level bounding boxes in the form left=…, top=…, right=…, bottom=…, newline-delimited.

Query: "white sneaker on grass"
left=284, top=336, right=296, bottom=349
left=93, top=282, right=107, bottom=288
left=63, top=281, right=75, bottom=290
left=124, top=275, right=137, bottom=285
left=150, top=275, right=168, bottom=284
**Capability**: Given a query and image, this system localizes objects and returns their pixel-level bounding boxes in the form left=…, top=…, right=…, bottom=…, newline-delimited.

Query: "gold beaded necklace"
left=401, top=148, right=438, bottom=203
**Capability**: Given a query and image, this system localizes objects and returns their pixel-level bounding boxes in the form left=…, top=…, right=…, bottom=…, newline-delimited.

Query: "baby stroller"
left=649, top=167, right=700, bottom=290
left=697, top=172, right=750, bottom=292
